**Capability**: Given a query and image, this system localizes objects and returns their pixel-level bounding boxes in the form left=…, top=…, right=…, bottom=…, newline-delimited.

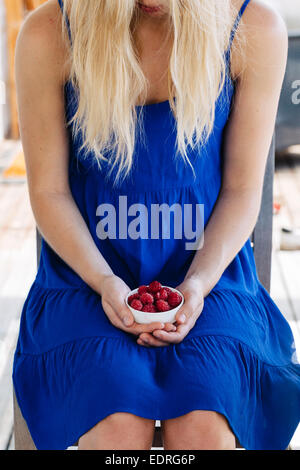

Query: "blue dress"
left=12, top=0, right=300, bottom=450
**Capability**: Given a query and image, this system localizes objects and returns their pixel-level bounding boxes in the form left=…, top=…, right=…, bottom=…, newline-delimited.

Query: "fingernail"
left=179, top=314, right=186, bottom=323
left=160, top=323, right=165, bottom=329
left=123, top=316, right=132, bottom=326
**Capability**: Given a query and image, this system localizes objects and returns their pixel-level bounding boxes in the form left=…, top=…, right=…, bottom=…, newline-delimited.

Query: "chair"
left=13, top=136, right=275, bottom=450
left=275, top=32, right=300, bottom=152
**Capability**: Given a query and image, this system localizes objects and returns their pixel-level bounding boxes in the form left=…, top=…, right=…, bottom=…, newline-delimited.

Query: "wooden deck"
left=0, top=141, right=299, bottom=450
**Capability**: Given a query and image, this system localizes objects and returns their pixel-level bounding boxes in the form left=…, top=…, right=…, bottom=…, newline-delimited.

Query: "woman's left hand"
left=137, top=276, right=205, bottom=347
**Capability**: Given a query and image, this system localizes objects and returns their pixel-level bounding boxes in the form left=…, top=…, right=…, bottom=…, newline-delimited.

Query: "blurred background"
left=0, top=0, right=299, bottom=450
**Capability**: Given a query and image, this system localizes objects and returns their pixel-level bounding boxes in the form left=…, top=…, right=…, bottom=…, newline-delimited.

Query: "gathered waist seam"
left=14, top=332, right=299, bottom=370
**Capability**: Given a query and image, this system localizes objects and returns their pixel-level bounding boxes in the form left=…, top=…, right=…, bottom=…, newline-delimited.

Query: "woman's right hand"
left=99, top=275, right=168, bottom=337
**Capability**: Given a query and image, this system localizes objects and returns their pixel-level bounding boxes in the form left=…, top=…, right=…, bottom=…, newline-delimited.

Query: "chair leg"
left=152, top=424, right=163, bottom=448
left=13, top=389, right=36, bottom=450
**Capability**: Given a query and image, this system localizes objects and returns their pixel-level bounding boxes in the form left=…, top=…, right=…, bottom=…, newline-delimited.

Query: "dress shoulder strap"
left=57, top=0, right=72, bottom=45
left=227, top=0, right=251, bottom=51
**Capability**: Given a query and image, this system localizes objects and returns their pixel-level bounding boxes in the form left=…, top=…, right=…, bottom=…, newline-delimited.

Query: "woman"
left=12, top=0, right=300, bottom=450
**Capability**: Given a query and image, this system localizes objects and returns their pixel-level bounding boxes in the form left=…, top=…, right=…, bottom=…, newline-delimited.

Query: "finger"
left=119, top=321, right=167, bottom=337
left=118, top=320, right=166, bottom=337
left=137, top=337, right=151, bottom=348
left=173, top=292, right=193, bottom=324
left=131, top=321, right=165, bottom=334
left=118, top=305, right=135, bottom=327
left=103, top=301, right=167, bottom=337
left=102, top=301, right=126, bottom=329
left=175, top=303, right=192, bottom=324
left=174, top=298, right=203, bottom=325
left=152, top=323, right=189, bottom=344
left=139, top=332, right=171, bottom=348
left=137, top=335, right=157, bottom=347
left=104, top=299, right=135, bottom=328
left=163, top=322, right=177, bottom=332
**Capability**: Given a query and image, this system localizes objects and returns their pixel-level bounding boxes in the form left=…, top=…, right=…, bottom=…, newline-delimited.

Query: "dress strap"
left=227, top=0, right=251, bottom=51
left=57, top=0, right=72, bottom=45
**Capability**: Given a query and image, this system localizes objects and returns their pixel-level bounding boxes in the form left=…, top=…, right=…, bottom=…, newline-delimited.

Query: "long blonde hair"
left=61, top=0, right=240, bottom=183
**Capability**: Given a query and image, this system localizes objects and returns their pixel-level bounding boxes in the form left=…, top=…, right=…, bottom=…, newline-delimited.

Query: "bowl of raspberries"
left=126, top=280, right=184, bottom=324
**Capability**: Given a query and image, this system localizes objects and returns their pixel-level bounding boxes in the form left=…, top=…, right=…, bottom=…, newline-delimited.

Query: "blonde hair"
left=61, top=0, right=240, bottom=183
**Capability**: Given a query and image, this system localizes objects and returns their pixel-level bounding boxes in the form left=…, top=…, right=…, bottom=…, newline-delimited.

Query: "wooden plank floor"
left=0, top=142, right=299, bottom=450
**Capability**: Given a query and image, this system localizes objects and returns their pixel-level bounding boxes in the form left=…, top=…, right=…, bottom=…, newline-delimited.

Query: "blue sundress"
left=12, top=0, right=300, bottom=450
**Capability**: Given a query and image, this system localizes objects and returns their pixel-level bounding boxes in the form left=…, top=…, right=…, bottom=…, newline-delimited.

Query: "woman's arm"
left=16, top=5, right=113, bottom=294
left=185, top=1, right=288, bottom=297
left=17, top=3, right=166, bottom=337
left=140, top=1, right=288, bottom=347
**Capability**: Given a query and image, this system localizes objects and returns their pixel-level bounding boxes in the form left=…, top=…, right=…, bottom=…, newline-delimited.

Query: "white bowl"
left=125, top=286, right=184, bottom=324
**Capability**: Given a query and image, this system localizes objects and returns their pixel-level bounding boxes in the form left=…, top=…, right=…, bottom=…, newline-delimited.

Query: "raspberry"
left=138, top=285, right=149, bottom=295
left=164, top=287, right=173, bottom=295
left=130, top=299, right=143, bottom=311
left=159, top=288, right=169, bottom=300
left=140, top=293, right=154, bottom=305
left=142, top=304, right=157, bottom=313
left=149, top=281, right=162, bottom=293
left=154, top=288, right=168, bottom=301
left=168, top=291, right=182, bottom=308
left=154, top=291, right=161, bottom=301
left=155, top=300, right=170, bottom=312
left=128, top=293, right=140, bottom=304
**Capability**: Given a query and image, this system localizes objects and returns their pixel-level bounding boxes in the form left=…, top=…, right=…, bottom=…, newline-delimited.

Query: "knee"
left=162, top=410, right=236, bottom=450
left=78, top=412, right=155, bottom=450
left=104, top=412, right=154, bottom=440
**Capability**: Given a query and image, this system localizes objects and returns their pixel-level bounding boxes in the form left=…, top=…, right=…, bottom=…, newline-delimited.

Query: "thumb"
left=116, top=302, right=134, bottom=327
left=174, top=295, right=194, bottom=324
